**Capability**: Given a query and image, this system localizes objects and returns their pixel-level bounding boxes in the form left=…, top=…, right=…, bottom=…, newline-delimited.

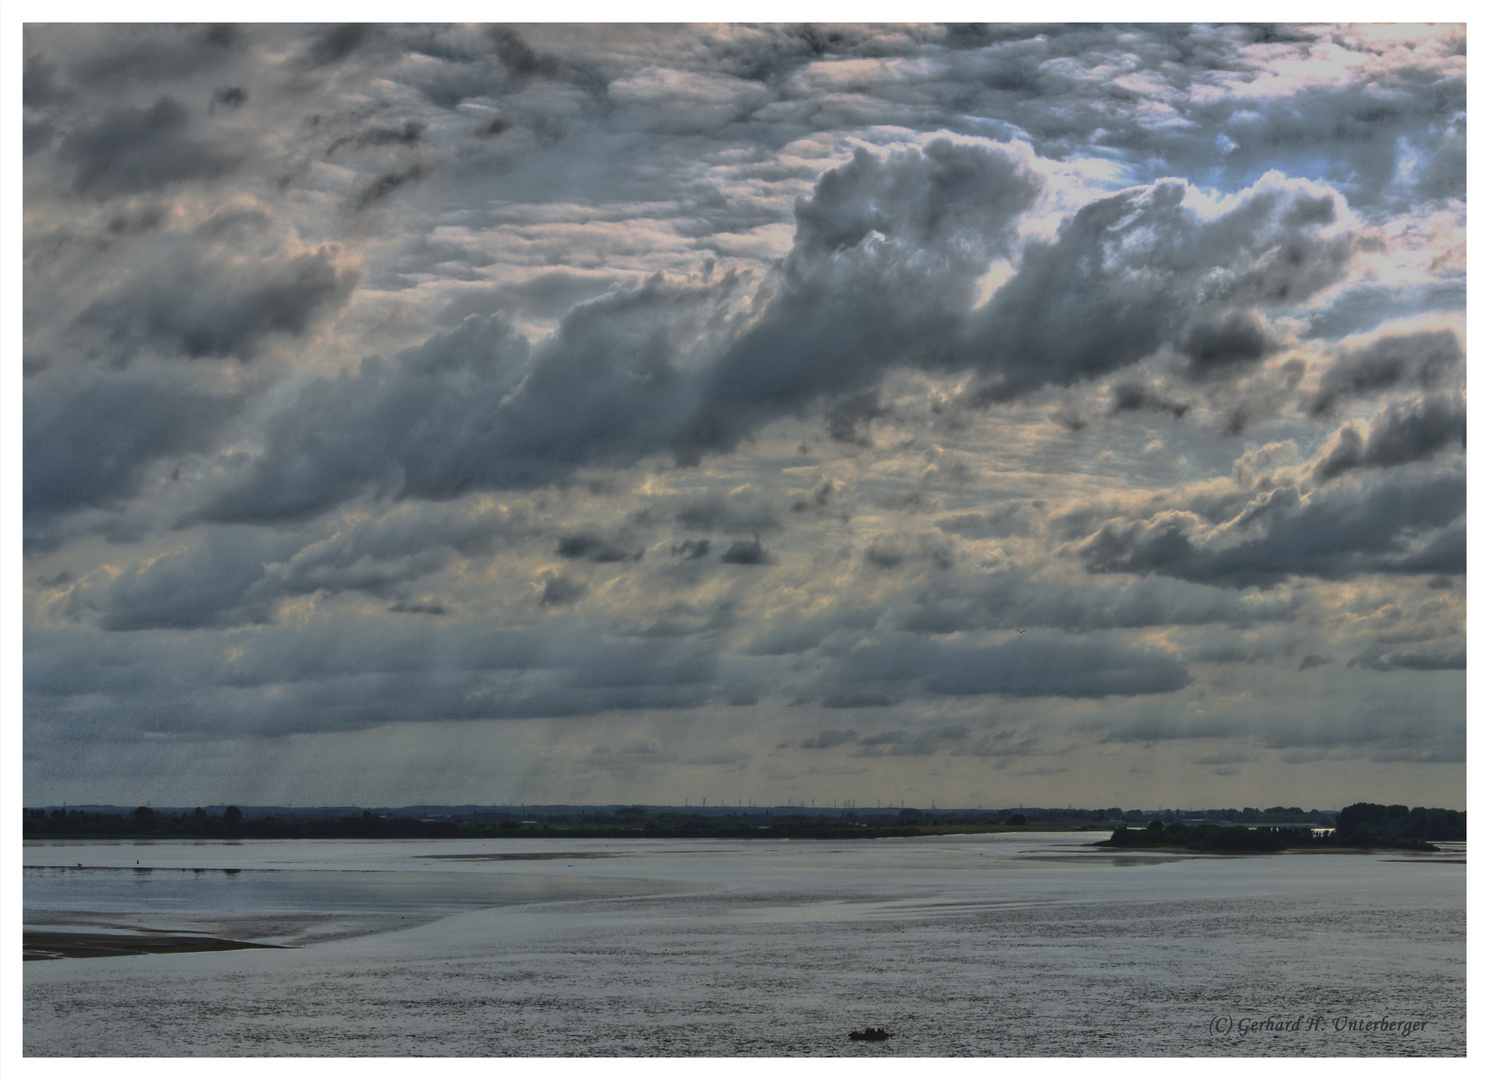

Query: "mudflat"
left=24, top=929, right=288, bottom=961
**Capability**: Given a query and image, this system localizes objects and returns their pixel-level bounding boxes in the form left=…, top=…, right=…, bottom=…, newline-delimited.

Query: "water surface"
left=24, top=833, right=1465, bottom=1056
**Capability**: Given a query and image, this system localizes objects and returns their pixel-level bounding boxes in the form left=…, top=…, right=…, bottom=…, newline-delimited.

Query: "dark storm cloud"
left=388, top=599, right=447, bottom=616
left=830, top=636, right=1191, bottom=700
left=187, top=147, right=1383, bottom=527
left=57, top=96, right=243, bottom=198
left=23, top=119, right=56, bottom=157
left=1179, top=310, right=1273, bottom=377
left=56, top=499, right=543, bottom=635
left=539, top=574, right=587, bottom=606
left=209, top=86, right=248, bottom=112
left=1303, top=284, right=1466, bottom=341
left=863, top=540, right=906, bottom=570
left=1348, top=643, right=1466, bottom=672
left=196, top=269, right=744, bottom=521
left=789, top=480, right=837, bottom=514
left=849, top=725, right=975, bottom=757
left=23, top=54, right=71, bottom=107
left=79, top=247, right=356, bottom=361
left=63, top=25, right=246, bottom=88
left=719, top=538, right=773, bottom=566
left=192, top=315, right=532, bottom=523
left=745, top=609, right=879, bottom=657
left=1080, top=471, right=1465, bottom=588
left=304, top=23, right=371, bottom=68
left=487, top=27, right=564, bottom=85
left=26, top=620, right=728, bottom=738
left=351, top=166, right=428, bottom=211
left=895, top=569, right=1300, bottom=636
left=1307, top=330, right=1463, bottom=415
left=24, top=375, right=239, bottom=518
left=1311, top=395, right=1466, bottom=483
left=1099, top=704, right=1464, bottom=765
left=822, top=689, right=900, bottom=709
left=20, top=24, right=1466, bottom=802
left=555, top=532, right=643, bottom=563
left=87, top=529, right=297, bottom=631
left=679, top=140, right=1042, bottom=452
left=799, top=729, right=860, bottom=750
left=1109, top=382, right=1190, bottom=419
left=202, top=504, right=539, bottom=622
left=328, top=120, right=425, bottom=154
left=58, top=521, right=457, bottom=631
left=964, top=179, right=1353, bottom=401
left=674, top=493, right=782, bottom=534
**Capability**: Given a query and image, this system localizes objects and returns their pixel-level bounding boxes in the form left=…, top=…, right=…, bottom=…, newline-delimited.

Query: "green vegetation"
left=1334, top=801, right=1465, bottom=843
left=22, top=805, right=1052, bottom=841
left=1095, top=802, right=1465, bottom=854
left=22, top=801, right=1462, bottom=847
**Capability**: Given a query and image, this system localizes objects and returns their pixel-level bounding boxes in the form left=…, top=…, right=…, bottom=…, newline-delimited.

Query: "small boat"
left=849, top=1027, right=892, bottom=1041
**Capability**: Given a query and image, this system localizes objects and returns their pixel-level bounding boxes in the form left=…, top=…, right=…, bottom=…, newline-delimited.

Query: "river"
left=22, top=832, right=1465, bottom=1056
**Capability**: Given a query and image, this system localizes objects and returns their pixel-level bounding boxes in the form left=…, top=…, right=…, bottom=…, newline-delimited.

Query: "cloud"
left=194, top=268, right=749, bottom=523
left=1080, top=470, right=1465, bottom=588
left=1347, top=643, right=1465, bottom=672
left=303, top=24, right=371, bottom=68
left=963, top=175, right=1356, bottom=401
left=673, top=492, right=782, bottom=534
left=670, top=539, right=711, bottom=560
left=20, top=24, right=1466, bottom=805
left=799, top=728, right=859, bottom=750
left=57, top=96, right=243, bottom=197
left=1109, top=382, right=1190, bottom=419
left=25, top=618, right=729, bottom=739
left=487, top=27, right=564, bottom=86
left=210, top=86, right=248, bottom=111
left=538, top=573, right=586, bottom=606
left=351, top=166, right=428, bottom=211
left=1308, top=330, right=1463, bottom=415
left=191, top=315, right=533, bottom=523
left=51, top=25, right=247, bottom=91
left=23, top=54, right=72, bottom=107
left=719, top=537, right=772, bottom=566
left=679, top=139, right=1042, bottom=452
left=87, top=528, right=297, bottom=631
left=177, top=151, right=1384, bottom=532
left=25, top=375, right=240, bottom=520
left=58, top=501, right=541, bottom=628
left=830, top=635, right=1191, bottom=700
left=895, top=568, right=1300, bottom=636
left=1311, top=395, right=1466, bottom=483
left=555, top=532, right=643, bottom=563
left=78, top=246, right=356, bottom=362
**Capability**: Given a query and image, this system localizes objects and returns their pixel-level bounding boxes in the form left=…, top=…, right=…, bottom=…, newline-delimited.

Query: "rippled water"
left=23, top=833, right=1465, bottom=1056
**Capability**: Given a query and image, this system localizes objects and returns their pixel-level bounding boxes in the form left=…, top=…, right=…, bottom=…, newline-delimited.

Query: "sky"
left=16, top=19, right=1468, bottom=812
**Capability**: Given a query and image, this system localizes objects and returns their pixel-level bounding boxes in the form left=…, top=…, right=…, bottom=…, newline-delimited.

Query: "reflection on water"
left=23, top=834, right=1465, bottom=1057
